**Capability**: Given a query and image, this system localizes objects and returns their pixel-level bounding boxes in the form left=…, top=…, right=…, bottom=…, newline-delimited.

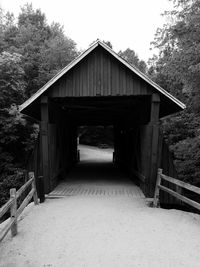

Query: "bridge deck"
left=48, top=180, right=144, bottom=198
left=48, top=145, right=145, bottom=199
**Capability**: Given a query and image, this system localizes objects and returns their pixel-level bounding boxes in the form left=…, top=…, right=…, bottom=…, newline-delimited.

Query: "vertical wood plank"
left=86, top=58, right=89, bottom=95
left=38, top=176, right=45, bottom=203
left=64, top=76, right=67, bottom=97
left=153, top=168, right=162, bottom=207
left=123, top=68, right=127, bottom=95
left=80, top=65, right=83, bottom=96
left=96, top=50, right=101, bottom=95
left=58, top=79, right=61, bottom=97
left=40, top=96, right=50, bottom=193
left=100, top=50, right=104, bottom=95
left=135, top=77, right=140, bottom=95
left=71, top=70, right=74, bottom=97
left=111, top=59, right=115, bottom=95
left=104, top=52, right=108, bottom=96
left=119, top=65, right=123, bottom=95
left=149, top=93, right=161, bottom=196
left=76, top=66, right=79, bottom=96
left=83, top=59, right=87, bottom=96
left=88, top=55, right=92, bottom=96
left=129, top=73, right=134, bottom=94
left=108, top=54, right=111, bottom=95
left=140, top=125, right=153, bottom=195
left=116, top=62, right=119, bottom=95
left=94, top=52, right=97, bottom=95
left=150, top=125, right=160, bottom=196
left=29, top=172, right=39, bottom=205
left=10, top=188, right=17, bottom=237
left=150, top=93, right=160, bottom=123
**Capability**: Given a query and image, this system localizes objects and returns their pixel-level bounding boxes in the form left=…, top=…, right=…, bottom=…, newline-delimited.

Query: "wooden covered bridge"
left=20, top=40, right=185, bottom=204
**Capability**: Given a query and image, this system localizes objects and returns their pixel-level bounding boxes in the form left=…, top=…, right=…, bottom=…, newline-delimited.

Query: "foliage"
left=103, top=40, right=113, bottom=49
left=118, top=48, right=147, bottom=73
left=0, top=4, right=78, bottom=207
left=150, top=0, right=200, bottom=185
left=0, top=51, right=25, bottom=108
left=1, top=3, right=78, bottom=97
left=0, top=172, right=25, bottom=208
left=79, top=126, right=114, bottom=148
left=0, top=105, right=38, bottom=203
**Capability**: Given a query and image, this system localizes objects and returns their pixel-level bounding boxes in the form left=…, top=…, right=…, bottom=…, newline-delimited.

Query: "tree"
left=1, top=4, right=79, bottom=97
left=151, top=0, right=200, bottom=96
left=103, top=40, right=113, bottom=49
left=0, top=51, right=25, bottom=108
left=0, top=4, right=79, bottom=207
left=39, top=22, right=78, bottom=86
left=150, top=0, right=200, bottom=185
left=0, top=51, right=37, bottom=207
left=118, top=48, right=147, bottom=73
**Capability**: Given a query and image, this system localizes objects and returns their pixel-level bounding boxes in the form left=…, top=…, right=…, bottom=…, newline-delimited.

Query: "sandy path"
left=1, top=146, right=200, bottom=267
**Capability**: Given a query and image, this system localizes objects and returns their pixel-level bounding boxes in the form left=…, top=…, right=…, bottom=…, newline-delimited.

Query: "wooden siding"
left=137, top=125, right=153, bottom=195
left=48, top=124, right=60, bottom=190
left=158, top=135, right=181, bottom=205
left=48, top=47, right=151, bottom=98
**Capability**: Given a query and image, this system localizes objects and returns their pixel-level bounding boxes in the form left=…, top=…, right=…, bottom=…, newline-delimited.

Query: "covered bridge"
left=20, top=40, right=185, bottom=204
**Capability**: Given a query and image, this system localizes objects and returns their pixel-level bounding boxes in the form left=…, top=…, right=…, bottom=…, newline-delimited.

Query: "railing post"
left=29, top=172, right=39, bottom=205
left=10, top=188, right=17, bottom=237
left=38, top=176, right=45, bottom=203
left=153, top=168, right=162, bottom=207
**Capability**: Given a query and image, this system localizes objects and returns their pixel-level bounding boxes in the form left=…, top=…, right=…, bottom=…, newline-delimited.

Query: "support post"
left=10, top=188, right=17, bottom=237
left=153, top=168, right=163, bottom=207
left=149, top=93, right=161, bottom=196
left=40, top=96, right=50, bottom=193
left=38, top=176, right=45, bottom=203
left=29, top=172, right=39, bottom=205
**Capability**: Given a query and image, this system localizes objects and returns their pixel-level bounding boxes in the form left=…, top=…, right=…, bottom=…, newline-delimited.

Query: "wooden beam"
left=40, top=96, right=50, bottom=193
left=158, top=184, right=200, bottom=211
left=138, top=125, right=152, bottom=196
left=146, top=94, right=161, bottom=196
left=153, top=168, right=162, bottom=207
left=161, top=174, right=200, bottom=195
left=10, top=189, right=17, bottom=237
left=150, top=124, right=160, bottom=195
left=150, top=93, right=160, bottom=123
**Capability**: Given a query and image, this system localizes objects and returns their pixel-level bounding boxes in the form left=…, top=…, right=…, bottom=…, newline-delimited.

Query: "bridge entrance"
left=49, top=145, right=144, bottom=198
left=20, top=40, right=185, bottom=204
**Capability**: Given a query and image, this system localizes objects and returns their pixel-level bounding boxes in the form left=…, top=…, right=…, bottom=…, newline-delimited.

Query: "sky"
left=0, top=0, right=173, bottom=62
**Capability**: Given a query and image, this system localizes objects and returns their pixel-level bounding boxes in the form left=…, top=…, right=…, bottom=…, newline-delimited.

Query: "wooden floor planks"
left=48, top=182, right=144, bottom=198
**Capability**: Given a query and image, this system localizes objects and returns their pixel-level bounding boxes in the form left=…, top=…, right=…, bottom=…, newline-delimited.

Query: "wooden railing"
left=0, top=172, right=38, bottom=242
left=153, top=168, right=200, bottom=211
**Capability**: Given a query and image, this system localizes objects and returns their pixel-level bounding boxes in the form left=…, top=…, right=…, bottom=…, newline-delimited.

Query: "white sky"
left=0, top=0, right=173, bottom=61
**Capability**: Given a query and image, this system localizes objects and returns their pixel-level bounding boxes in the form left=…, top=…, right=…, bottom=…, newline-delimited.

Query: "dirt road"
left=0, top=146, right=200, bottom=267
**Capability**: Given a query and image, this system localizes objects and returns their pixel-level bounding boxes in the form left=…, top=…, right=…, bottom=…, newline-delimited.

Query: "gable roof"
left=19, top=39, right=185, bottom=113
